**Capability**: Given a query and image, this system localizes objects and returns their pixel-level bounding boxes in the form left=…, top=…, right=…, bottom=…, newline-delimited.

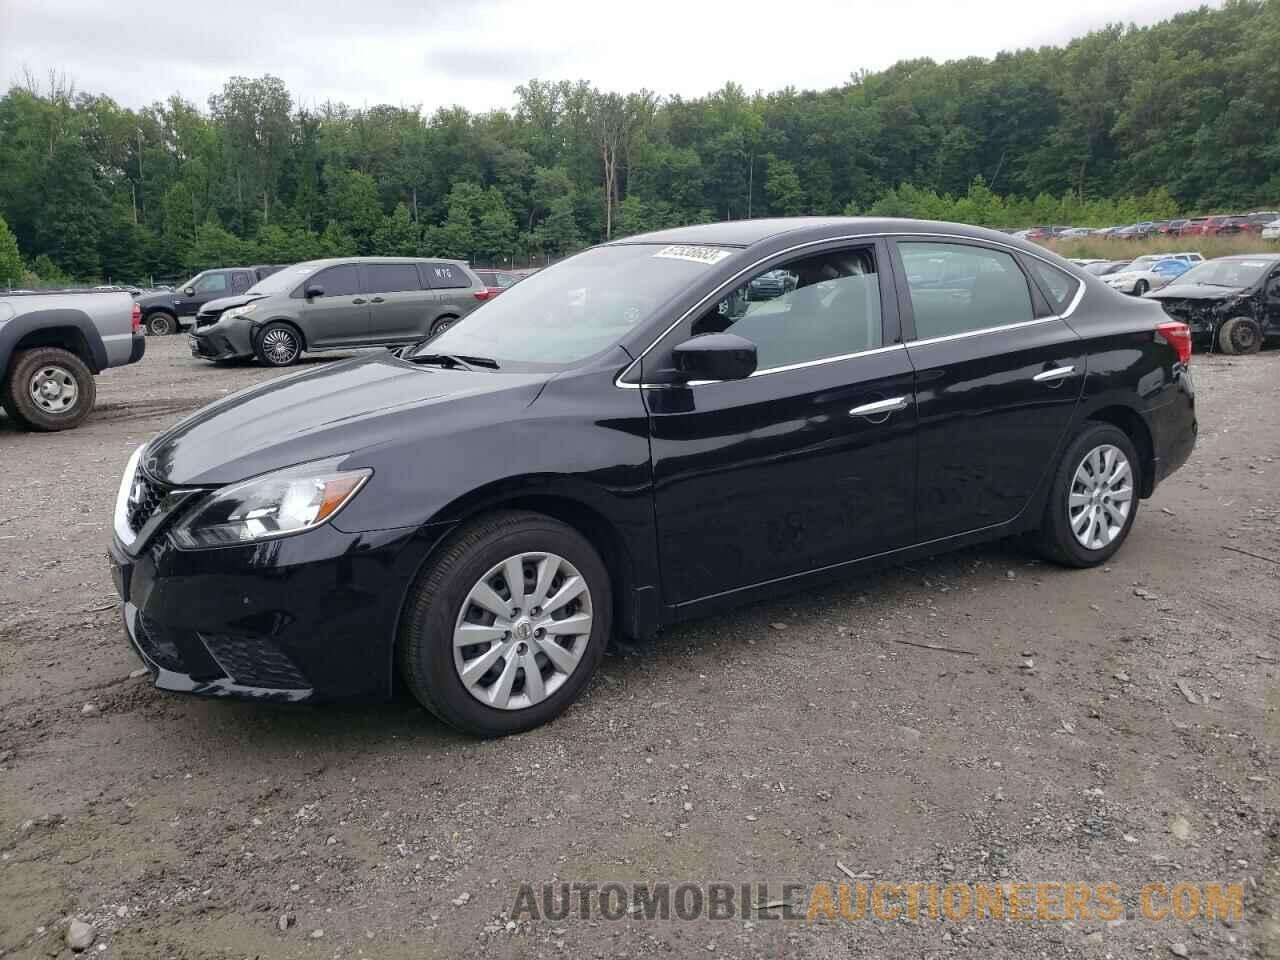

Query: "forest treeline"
left=1, top=0, right=1277, bottom=283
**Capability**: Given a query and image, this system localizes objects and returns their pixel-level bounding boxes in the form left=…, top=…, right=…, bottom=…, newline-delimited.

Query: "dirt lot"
left=1, top=336, right=1276, bottom=959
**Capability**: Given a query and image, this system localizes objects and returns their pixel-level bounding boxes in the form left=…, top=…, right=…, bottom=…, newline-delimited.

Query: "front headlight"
left=225, top=303, right=257, bottom=321
left=172, top=458, right=371, bottom=549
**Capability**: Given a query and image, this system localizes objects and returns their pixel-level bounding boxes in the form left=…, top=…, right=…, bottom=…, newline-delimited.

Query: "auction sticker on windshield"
left=654, top=245, right=733, bottom=266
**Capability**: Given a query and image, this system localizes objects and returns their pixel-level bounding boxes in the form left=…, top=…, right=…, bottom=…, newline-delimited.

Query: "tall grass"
left=1046, top=234, right=1279, bottom=262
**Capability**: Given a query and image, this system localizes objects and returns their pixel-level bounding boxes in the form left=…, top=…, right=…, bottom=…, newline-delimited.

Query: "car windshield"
left=247, top=264, right=321, bottom=296
left=413, top=244, right=733, bottom=366
left=1174, top=259, right=1273, bottom=288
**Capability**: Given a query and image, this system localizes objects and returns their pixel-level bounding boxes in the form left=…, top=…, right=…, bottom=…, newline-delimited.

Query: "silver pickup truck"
left=0, top=289, right=145, bottom=431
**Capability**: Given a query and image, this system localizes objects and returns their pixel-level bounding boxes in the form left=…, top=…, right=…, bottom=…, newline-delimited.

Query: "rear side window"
left=1025, top=259, right=1080, bottom=313
left=364, top=263, right=422, bottom=293
left=899, top=242, right=1035, bottom=340
left=422, top=263, right=471, bottom=289
left=306, top=264, right=360, bottom=298
left=231, top=272, right=251, bottom=292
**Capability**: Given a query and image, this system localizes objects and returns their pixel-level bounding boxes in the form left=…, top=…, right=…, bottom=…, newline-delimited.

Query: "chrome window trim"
left=621, top=343, right=906, bottom=389
left=614, top=230, right=1087, bottom=389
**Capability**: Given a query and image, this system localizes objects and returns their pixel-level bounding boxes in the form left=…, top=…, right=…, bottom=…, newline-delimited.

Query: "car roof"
left=608, top=217, right=1050, bottom=252
left=1216, top=253, right=1280, bottom=262
left=289, top=256, right=470, bottom=270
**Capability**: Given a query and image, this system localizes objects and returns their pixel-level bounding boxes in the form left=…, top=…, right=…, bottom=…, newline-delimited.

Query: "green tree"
left=0, top=214, right=23, bottom=287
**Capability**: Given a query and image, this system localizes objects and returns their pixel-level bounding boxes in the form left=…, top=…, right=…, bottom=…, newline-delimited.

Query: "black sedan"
left=109, top=218, right=1197, bottom=736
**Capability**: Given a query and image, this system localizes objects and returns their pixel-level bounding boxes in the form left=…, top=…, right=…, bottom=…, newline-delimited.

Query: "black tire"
left=1218, top=317, right=1262, bottom=355
left=253, top=321, right=302, bottom=366
left=398, top=510, right=611, bottom=737
left=1, top=347, right=96, bottom=432
left=146, top=311, right=177, bottom=336
left=430, top=315, right=458, bottom=337
left=1133, top=280, right=1149, bottom=296
left=1033, top=423, right=1141, bottom=568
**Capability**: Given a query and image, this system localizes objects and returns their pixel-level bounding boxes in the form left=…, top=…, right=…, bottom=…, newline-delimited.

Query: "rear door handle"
left=1033, top=365, right=1075, bottom=383
left=370, top=296, right=385, bottom=303
left=352, top=297, right=368, bottom=304
left=849, top=396, right=911, bottom=418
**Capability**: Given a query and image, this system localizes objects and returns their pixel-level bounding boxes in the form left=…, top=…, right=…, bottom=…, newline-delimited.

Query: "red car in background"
left=472, top=269, right=521, bottom=299
left=1230, top=212, right=1280, bottom=234
left=1182, top=215, right=1240, bottom=236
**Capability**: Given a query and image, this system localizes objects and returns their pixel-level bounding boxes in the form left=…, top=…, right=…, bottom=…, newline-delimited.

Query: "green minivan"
left=189, top=257, right=488, bottom=366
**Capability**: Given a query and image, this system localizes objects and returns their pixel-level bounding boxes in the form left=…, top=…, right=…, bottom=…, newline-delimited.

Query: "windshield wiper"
left=406, top=352, right=500, bottom=370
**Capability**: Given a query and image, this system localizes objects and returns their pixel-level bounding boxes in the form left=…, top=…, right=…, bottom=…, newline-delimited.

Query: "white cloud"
left=0, top=0, right=1206, bottom=113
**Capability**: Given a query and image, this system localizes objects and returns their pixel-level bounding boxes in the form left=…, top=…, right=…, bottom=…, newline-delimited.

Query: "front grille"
left=199, top=634, right=308, bottom=689
left=195, top=314, right=217, bottom=328
left=126, top=471, right=169, bottom=534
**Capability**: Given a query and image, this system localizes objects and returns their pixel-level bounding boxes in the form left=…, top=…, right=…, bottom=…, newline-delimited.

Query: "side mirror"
left=183, top=287, right=195, bottom=297
left=304, top=285, right=325, bottom=300
left=671, top=333, right=757, bottom=382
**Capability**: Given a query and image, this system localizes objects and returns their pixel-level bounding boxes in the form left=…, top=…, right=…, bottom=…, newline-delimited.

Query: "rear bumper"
left=127, top=333, right=146, bottom=365
left=1147, top=368, right=1197, bottom=490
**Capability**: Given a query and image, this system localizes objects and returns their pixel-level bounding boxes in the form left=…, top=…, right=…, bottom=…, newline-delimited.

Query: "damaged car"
left=1146, top=253, right=1280, bottom=354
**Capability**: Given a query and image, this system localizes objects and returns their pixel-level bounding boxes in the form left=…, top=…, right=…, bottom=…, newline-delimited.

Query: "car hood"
left=1146, top=284, right=1248, bottom=302
left=135, top=290, right=176, bottom=309
left=143, top=352, right=549, bottom=486
left=200, top=292, right=262, bottom=315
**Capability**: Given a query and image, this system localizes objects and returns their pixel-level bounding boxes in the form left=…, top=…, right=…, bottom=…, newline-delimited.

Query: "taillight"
left=131, top=303, right=142, bottom=333
left=1157, top=320, right=1192, bottom=365
left=473, top=289, right=491, bottom=301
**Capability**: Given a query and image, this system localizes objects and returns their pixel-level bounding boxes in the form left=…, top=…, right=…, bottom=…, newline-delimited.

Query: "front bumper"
left=109, top=520, right=444, bottom=702
left=189, top=317, right=255, bottom=361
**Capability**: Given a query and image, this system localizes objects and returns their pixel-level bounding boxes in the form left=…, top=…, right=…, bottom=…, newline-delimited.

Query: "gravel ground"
left=0, top=336, right=1276, bottom=959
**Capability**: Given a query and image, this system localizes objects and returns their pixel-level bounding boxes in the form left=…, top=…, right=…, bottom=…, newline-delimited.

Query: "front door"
left=300, top=263, right=369, bottom=348
left=1263, top=266, right=1280, bottom=337
left=362, top=262, right=432, bottom=343
left=643, top=241, right=918, bottom=606
left=892, top=239, right=1085, bottom=542
left=176, top=271, right=230, bottom=317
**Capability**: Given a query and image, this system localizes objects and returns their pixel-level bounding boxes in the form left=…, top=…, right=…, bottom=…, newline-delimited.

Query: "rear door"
left=422, top=262, right=478, bottom=331
left=362, top=262, right=431, bottom=343
left=891, top=238, right=1086, bottom=542
left=298, top=263, right=368, bottom=348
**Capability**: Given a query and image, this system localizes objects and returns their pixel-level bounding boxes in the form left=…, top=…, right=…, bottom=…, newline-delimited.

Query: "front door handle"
left=849, top=396, right=911, bottom=419
left=352, top=297, right=368, bottom=304
left=370, top=296, right=385, bottom=303
left=1033, top=365, right=1075, bottom=383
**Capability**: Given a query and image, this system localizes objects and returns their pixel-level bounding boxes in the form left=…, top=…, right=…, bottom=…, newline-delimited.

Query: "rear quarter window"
left=1025, top=259, right=1080, bottom=314
left=422, top=263, right=472, bottom=290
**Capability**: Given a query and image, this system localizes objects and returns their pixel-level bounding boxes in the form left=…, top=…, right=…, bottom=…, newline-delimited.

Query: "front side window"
left=193, top=273, right=228, bottom=294
left=687, top=247, right=882, bottom=370
left=310, top=264, right=360, bottom=298
left=1026, top=258, right=1080, bottom=313
left=899, top=242, right=1035, bottom=340
left=364, top=263, right=422, bottom=293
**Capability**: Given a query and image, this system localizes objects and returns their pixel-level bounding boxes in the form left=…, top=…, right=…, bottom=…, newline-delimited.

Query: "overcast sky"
left=2, top=0, right=1207, bottom=114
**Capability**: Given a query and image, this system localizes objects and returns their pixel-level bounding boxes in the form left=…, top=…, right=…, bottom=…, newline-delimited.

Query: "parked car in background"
left=1103, top=257, right=1191, bottom=295
left=1231, top=212, right=1280, bottom=234
left=472, top=269, right=521, bottom=298
left=1181, top=215, right=1239, bottom=237
left=1158, top=219, right=1189, bottom=236
left=1147, top=253, right=1280, bottom=354
left=747, top=268, right=798, bottom=300
left=189, top=257, right=486, bottom=366
left=1059, top=227, right=1093, bottom=239
left=110, top=216, right=1197, bottom=735
left=137, top=265, right=287, bottom=336
left=0, top=289, right=144, bottom=430
left=1262, top=219, right=1280, bottom=241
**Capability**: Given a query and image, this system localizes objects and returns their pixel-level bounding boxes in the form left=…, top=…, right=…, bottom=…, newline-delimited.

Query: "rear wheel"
left=254, top=322, right=302, bottom=366
left=145, top=311, right=177, bottom=336
left=429, top=315, right=458, bottom=337
left=1, top=347, right=96, bottom=431
left=1218, top=317, right=1262, bottom=355
left=398, top=510, right=611, bottom=737
left=1132, top=279, right=1149, bottom=296
left=1034, top=423, right=1140, bottom=568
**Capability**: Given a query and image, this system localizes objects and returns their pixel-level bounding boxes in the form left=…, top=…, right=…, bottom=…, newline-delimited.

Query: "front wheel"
left=254, top=322, right=302, bottom=366
left=146, top=312, right=177, bottom=336
left=1034, top=424, right=1141, bottom=568
left=398, top=511, right=611, bottom=737
left=1132, top=280, right=1149, bottom=296
left=1218, top=317, right=1262, bottom=355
